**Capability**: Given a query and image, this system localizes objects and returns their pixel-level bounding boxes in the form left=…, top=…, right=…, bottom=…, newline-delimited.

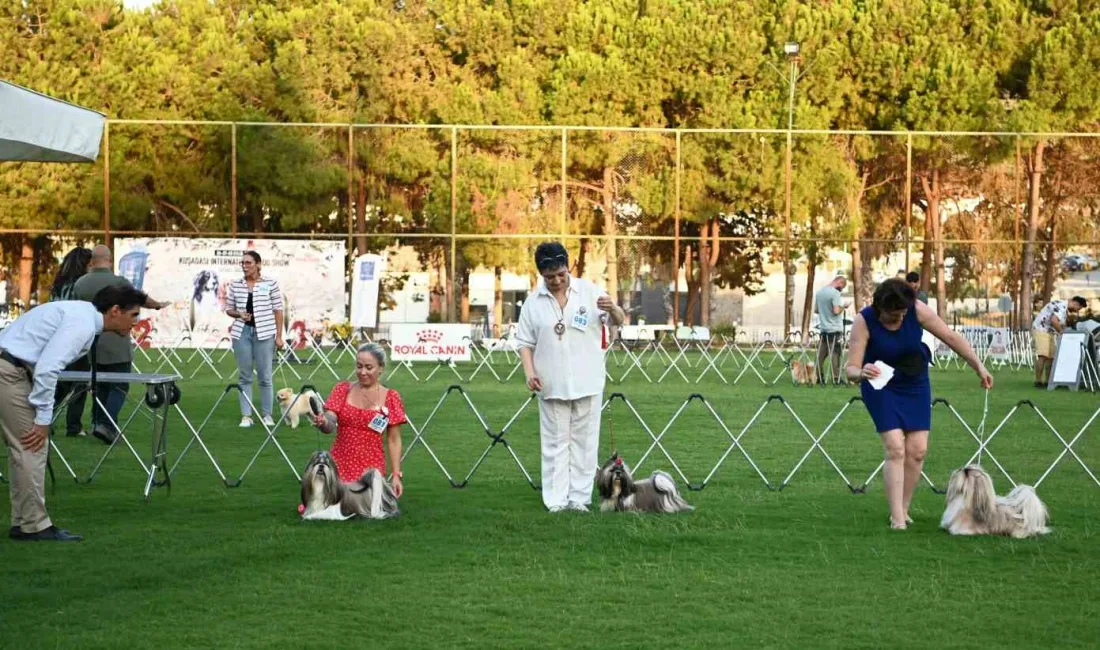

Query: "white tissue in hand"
left=867, top=361, right=894, bottom=390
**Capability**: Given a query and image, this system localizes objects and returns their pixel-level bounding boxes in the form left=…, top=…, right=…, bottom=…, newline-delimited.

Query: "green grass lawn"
left=2, top=350, right=1098, bottom=649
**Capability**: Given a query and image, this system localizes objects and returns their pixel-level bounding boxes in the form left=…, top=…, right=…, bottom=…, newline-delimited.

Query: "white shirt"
left=1032, top=299, right=1068, bottom=333
left=515, top=276, right=608, bottom=401
left=0, top=301, right=104, bottom=426
left=225, top=277, right=283, bottom=341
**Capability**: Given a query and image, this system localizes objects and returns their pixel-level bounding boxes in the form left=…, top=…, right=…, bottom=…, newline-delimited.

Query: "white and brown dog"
left=789, top=359, right=818, bottom=386
left=300, top=450, right=399, bottom=521
left=596, top=453, right=694, bottom=514
left=276, top=388, right=323, bottom=429
left=940, top=465, right=1050, bottom=538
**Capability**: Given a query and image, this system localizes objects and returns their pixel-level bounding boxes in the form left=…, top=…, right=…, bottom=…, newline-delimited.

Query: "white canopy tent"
left=0, top=79, right=105, bottom=163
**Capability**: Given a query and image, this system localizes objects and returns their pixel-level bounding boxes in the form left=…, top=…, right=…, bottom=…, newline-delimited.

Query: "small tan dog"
left=789, top=360, right=818, bottom=385
left=276, top=388, right=322, bottom=429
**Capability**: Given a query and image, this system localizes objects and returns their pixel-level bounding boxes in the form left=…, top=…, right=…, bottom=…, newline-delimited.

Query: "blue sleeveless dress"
left=859, top=305, right=932, bottom=433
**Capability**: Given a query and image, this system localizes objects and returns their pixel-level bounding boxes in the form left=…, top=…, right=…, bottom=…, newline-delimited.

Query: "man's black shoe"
left=11, top=525, right=83, bottom=542
left=92, top=427, right=117, bottom=445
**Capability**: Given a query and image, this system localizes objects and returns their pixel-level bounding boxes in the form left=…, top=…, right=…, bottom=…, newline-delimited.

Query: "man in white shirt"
left=0, top=284, right=147, bottom=542
left=516, top=243, right=625, bottom=512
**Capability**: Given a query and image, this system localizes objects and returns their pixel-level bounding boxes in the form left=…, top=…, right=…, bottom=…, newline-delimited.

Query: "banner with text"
left=389, top=324, right=472, bottom=362
left=116, top=237, right=346, bottom=348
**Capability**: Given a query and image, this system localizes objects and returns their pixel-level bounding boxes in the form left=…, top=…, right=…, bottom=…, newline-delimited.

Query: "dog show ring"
left=57, top=370, right=183, bottom=500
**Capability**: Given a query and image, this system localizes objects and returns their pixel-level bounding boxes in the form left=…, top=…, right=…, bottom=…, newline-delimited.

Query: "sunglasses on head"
left=537, top=252, right=567, bottom=267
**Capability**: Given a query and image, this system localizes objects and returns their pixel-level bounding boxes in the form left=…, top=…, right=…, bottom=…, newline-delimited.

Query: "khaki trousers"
left=0, top=358, right=52, bottom=534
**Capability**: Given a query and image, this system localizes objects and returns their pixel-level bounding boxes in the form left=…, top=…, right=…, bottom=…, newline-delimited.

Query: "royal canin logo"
left=417, top=329, right=444, bottom=343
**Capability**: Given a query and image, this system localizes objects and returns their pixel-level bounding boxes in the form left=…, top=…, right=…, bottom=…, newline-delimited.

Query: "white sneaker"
left=262, top=415, right=276, bottom=427
left=239, top=417, right=253, bottom=428
left=547, top=506, right=567, bottom=513
left=567, top=502, right=590, bottom=513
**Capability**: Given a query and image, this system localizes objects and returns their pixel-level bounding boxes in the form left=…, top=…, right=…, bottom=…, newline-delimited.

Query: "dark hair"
left=872, top=278, right=916, bottom=314
left=534, top=242, right=568, bottom=273
left=905, top=271, right=920, bottom=283
left=243, top=251, right=262, bottom=264
left=92, top=285, right=148, bottom=314
left=52, top=247, right=93, bottom=298
left=1071, top=295, right=1088, bottom=309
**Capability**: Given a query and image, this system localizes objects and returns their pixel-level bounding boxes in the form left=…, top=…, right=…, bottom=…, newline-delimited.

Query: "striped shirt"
left=225, top=277, right=283, bottom=341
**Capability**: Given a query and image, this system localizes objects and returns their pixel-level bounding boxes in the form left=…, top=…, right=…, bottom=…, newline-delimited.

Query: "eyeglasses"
left=240, top=261, right=256, bottom=266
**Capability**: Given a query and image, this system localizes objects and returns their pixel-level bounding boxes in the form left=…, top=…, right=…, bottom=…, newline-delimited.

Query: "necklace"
left=550, top=280, right=569, bottom=340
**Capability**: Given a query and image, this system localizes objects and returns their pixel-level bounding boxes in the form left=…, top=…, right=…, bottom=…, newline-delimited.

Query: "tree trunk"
left=1041, top=200, right=1058, bottom=303
left=459, top=267, right=470, bottom=323
left=699, top=228, right=710, bottom=328
left=920, top=169, right=946, bottom=318
left=852, top=238, right=863, bottom=310
left=576, top=237, right=588, bottom=278
left=683, top=243, right=694, bottom=326
left=1020, top=140, right=1045, bottom=328
left=493, top=265, right=503, bottom=336
left=17, top=237, right=33, bottom=307
left=602, top=166, right=618, bottom=304
left=920, top=224, right=932, bottom=293
left=801, top=244, right=818, bottom=343
left=355, top=175, right=368, bottom=256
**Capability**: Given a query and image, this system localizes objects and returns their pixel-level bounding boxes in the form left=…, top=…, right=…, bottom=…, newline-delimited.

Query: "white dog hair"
left=300, top=450, right=399, bottom=521
left=595, top=452, right=694, bottom=514
left=276, top=388, right=322, bottom=429
left=940, top=464, right=1050, bottom=538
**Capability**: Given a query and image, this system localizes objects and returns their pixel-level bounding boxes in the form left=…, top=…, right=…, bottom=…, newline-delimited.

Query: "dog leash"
left=607, top=400, right=616, bottom=454
left=976, top=387, right=990, bottom=466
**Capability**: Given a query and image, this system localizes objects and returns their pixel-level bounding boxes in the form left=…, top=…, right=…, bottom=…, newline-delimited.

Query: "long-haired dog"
left=277, top=388, right=322, bottom=429
left=789, top=359, right=818, bottom=385
left=300, top=450, right=400, bottom=520
left=940, top=465, right=1050, bottom=538
left=192, top=270, right=220, bottom=306
left=596, top=453, right=694, bottom=514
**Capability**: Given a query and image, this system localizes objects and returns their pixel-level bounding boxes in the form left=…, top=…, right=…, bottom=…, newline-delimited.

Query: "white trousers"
left=538, top=394, right=602, bottom=509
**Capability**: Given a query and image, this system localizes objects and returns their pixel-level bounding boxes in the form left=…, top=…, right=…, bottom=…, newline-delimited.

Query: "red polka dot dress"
left=325, top=382, right=408, bottom=483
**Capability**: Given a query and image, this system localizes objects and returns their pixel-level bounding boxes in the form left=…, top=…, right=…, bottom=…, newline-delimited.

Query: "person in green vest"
left=72, top=245, right=168, bottom=444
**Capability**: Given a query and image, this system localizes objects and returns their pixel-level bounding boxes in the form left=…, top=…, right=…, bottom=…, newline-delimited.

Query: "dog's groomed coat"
left=596, top=452, right=694, bottom=513
left=300, top=450, right=400, bottom=520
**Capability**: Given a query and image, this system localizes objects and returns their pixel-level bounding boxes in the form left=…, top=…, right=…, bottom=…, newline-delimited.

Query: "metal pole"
left=230, top=123, right=238, bottom=237
left=674, top=130, right=681, bottom=325
left=103, top=121, right=110, bottom=244
left=905, top=133, right=913, bottom=272
left=347, top=125, right=354, bottom=290
left=561, top=128, right=568, bottom=237
left=782, top=59, right=795, bottom=339
left=450, top=127, right=458, bottom=323
left=1013, top=136, right=1023, bottom=330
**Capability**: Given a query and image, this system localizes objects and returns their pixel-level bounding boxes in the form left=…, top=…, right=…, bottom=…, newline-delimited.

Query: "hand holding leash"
left=977, top=366, right=994, bottom=390
left=526, top=374, right=543, bottom=392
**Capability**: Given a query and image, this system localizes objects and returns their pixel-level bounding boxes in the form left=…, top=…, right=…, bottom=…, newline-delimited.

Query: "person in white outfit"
left=516, top=242, right=625, bottom=512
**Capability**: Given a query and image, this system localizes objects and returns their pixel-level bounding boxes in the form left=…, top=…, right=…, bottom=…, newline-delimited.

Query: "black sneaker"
left=11, top=525, right=83, bottom=542
left=92, top=426, right=117, bottom=445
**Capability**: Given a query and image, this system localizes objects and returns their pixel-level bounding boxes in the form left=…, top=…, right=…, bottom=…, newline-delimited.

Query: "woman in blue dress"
left=846, top=279, right=992, bottom=530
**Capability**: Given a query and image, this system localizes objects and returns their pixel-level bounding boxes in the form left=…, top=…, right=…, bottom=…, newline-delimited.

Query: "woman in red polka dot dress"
left=310, top=343, right=406, bottom=497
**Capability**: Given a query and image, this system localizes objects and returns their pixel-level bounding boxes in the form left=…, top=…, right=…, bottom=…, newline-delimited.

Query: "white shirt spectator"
left=0, top=301, right=103, bottom=425
left=1032, top=299, right=1068, bottom=333
left=515, top=276, right=608, bottom=400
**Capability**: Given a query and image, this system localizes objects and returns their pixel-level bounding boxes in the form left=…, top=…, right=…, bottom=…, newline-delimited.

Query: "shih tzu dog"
left=596, top=453, right=694, bottom=514
left=300, top=450, right=400, bottom=521
left=940, top=465, right=1050, bottom=538
left=277, top=388, right=323, bottom=429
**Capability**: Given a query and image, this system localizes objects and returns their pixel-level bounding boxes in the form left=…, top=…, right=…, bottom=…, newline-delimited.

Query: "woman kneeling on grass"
left=311, top=343, right=406, bottom=497
left=846, top=279, right=992, bottom=530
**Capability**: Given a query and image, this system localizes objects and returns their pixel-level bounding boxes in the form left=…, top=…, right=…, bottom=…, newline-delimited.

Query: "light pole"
left=769, top=42, right=803, bottom=340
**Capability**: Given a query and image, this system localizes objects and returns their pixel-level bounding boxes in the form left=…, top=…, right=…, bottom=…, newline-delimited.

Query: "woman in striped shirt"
left=225, top=251, right=285, bottom=427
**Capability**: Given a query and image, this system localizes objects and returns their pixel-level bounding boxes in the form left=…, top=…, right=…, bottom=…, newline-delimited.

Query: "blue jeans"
left=92, top=361, right=131, bottom=433
left=233, top=325, right=275, bottom=418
